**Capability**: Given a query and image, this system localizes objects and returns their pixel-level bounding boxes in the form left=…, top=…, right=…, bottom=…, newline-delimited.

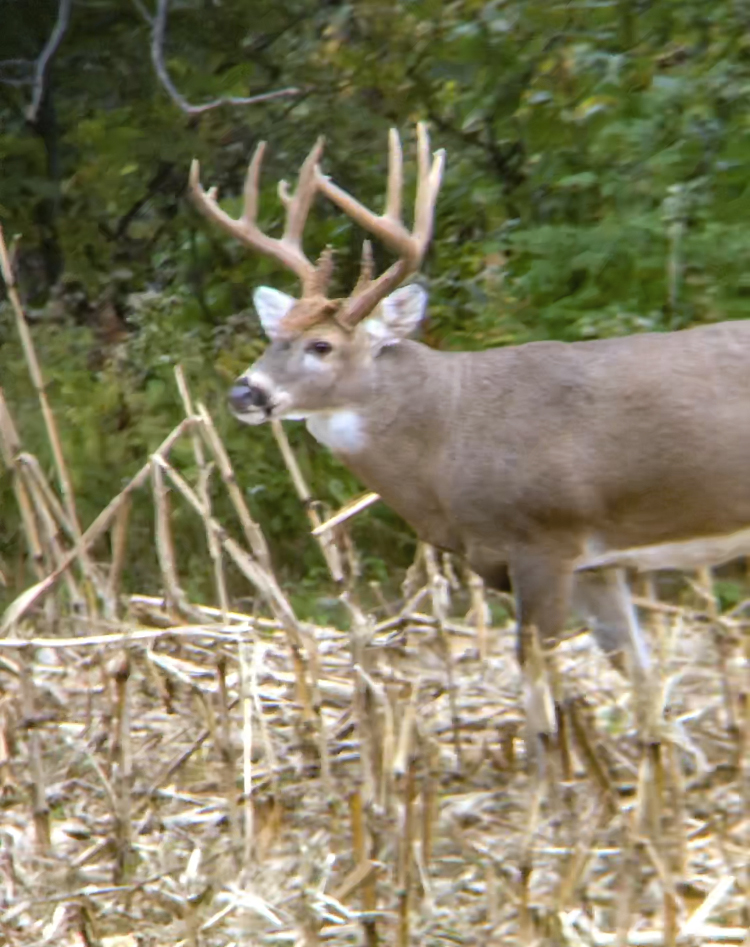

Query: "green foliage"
left=3, top=0, right=750, bottom=602
left=713, top=579, right=744, bottom=611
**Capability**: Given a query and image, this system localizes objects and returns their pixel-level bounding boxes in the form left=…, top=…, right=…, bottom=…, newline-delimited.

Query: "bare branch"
left=0, top=58, right=35, bottom=88
left=26, top=0, right=73, bottom=123
left=130, top=0, right=153, bottom=25
left=0, top=72, right=34, bottom=89
left=150, top=0, right=299, bottom=116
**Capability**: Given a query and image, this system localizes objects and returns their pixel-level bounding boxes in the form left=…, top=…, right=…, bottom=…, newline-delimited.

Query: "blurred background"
left=2, top=0, right=749, bottom=614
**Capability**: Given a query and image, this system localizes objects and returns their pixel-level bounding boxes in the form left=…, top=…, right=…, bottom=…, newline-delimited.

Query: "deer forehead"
left=281, top=320, right=351, bottom=346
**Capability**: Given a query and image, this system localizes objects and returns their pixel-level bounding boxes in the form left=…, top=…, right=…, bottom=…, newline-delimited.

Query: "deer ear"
left=253, top=287, right=296, bottom=340
left=364, top=284, right=428, bottom=353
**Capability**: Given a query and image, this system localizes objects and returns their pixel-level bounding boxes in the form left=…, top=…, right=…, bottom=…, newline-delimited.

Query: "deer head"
left=189, top=125, right=444, bottom=427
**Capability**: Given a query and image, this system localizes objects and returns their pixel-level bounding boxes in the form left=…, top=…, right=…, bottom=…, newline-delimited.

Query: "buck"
left=189, top=125, right=750, bottom=728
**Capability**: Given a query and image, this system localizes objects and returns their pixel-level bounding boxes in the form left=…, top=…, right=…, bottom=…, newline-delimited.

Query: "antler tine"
left=189, top=142, right=319, bottom=291
left=414, top=123, right=445, bottom=246
left=352, top=240, right=375, bottom=296
left=314, top=148, right=414, bottom=263
left=242, top=140, right=265, bottom=223
left=314, top=245, right=335, bottom=295
left=339, top=259, right=414, bottom=327
left=385, top=128, right=403, bottom=221
left=315, top=122, right=445, bottom=327
left=280, top=137, right=325, bottom=251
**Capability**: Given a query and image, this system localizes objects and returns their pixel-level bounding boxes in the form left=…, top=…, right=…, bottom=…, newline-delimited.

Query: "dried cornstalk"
left=151, top=455, right=203, bottom=621
left=270, top=418, right=344, bottom=582
left=343, top=595, right=379, bottom=805
left=216, top=654, right=242, bottom=865
left=553, top=801, right=609, bottom=909
left=105, top=495, right=131, bottom=618
left=175, top=368, right=229, bottom=618
left=348, top=789, right=379, bottom=947
left=420, top=738, right=439, bottom=870
left=312, top=492, right=381, bottom=536
left=108, top=651, right=134, bottom=882
left=0, top=391, right=46, bottom=582
left=423, top=544, right=463, bottom=766
left=0, top=225, right=100, bottom=594
left=151, top=454, right=318, bottom=729
left=396, top=758, right=417, bottom=947
left=20, top=456, right=83, bottom=610
left=303, top=626, right=332, bottom=797
left=196, top=403, right=271, bottom=570
left=567, top=698, right=618, bottom=812
left=518, top=778, right=543, bottom=943
left=18, top=452, right=74, bottom=539
left=0, top=418, right=194, bottom=633
left=17, top=652, right=50, bottom=852
left=239, top=633, right=256, bottom=875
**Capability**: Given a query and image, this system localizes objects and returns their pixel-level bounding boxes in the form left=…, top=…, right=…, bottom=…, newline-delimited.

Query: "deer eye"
left=306, top=340, right=333, bottom=356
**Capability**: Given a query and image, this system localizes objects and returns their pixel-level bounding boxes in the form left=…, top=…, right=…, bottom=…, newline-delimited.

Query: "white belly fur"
left=576, top=526, right=750, bottom=574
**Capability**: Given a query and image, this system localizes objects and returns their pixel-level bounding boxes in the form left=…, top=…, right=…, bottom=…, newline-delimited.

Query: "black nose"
left=228, top=378, right=269, bottom=413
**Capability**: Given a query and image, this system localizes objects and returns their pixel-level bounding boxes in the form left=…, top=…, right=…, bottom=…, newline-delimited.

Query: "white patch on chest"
left=306, top=410, right=366, bottom=454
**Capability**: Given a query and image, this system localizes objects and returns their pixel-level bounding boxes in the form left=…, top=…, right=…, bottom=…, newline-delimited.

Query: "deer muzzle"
left=228, top=376, right=272, bottom=423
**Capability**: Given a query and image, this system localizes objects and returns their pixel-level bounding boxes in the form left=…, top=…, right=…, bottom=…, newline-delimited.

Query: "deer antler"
left=315, top=122, right=445, bottom=327
left=189, top=138, right=326, bottom=297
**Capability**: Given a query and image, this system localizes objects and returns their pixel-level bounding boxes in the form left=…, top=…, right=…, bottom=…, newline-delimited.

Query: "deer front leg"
left=508, top=549, right=573, bottom=740
left=509, top=550, right=573, bottom=658
left=467, top=544, right=572, bottom=738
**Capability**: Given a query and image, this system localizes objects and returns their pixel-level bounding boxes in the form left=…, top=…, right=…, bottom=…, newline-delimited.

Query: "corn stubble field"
left=1, top=234, right=750, bottom=947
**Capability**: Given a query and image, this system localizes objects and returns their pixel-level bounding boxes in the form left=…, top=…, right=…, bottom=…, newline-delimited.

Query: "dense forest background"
left=2, top=0, right=750, bottom=612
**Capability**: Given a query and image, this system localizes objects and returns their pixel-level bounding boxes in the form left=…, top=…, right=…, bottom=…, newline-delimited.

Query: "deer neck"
left=305, top=341, right=465, bottom=551
left=304, top=341, right=451, bottom=457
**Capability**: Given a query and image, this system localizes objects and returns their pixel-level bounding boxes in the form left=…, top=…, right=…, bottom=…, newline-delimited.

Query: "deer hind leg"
left=572, top=565, right=658, bottom=744
left=572, top=566, right=651, bottom=676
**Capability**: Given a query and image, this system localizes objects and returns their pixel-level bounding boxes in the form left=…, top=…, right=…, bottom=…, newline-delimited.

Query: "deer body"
left=189, top=124, right=750, bottom=709
left=245, top=317, right=750, bottom=660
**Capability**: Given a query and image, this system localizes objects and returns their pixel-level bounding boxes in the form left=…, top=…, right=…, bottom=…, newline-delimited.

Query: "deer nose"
left=228, top=378, right=269, bottom=414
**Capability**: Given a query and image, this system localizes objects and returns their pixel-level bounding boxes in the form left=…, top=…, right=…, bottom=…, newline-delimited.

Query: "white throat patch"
left=306, top=410, right=366, bottom=454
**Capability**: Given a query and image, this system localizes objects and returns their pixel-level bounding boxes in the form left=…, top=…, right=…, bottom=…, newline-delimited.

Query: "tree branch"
left=26, top=0, right=73, bottom=124
left=0, top=58, right=35, bottom=88
left=130, top=0, right=152, bottom=24
left=150, top=0, right=299, bottom=116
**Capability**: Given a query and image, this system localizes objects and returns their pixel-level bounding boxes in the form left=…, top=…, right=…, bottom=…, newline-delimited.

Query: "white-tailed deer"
left=189, top=125, right=750, bottom=721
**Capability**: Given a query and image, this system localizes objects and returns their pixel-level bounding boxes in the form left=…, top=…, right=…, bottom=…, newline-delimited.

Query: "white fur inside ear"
left=381, top=284, right=428, bottom=335
left=364, top=284, right=428, bottom=352
left=253, top=286, right=296, bottom=340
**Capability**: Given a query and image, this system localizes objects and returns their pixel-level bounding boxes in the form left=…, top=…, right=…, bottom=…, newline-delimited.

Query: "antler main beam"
left=315, top=122, right=445, bottom=326
left=189, top=138, right=325, bottom=295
